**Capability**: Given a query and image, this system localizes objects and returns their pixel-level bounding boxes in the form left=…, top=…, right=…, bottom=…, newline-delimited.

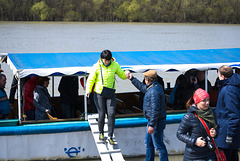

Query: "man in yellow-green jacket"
left=85, top=49, right=128, bottom=145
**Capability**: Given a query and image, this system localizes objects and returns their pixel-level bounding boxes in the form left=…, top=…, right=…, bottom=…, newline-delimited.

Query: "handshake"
left=125, top=70, right=132, bottom=79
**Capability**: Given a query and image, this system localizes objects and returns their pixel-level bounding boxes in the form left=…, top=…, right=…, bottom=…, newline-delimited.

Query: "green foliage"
left=64, top=10, right=81, bottom=21
left=0, top=0, right=10, bottom=20
left=127, top=0, right=141, bottom=22
left=31, top=1, right=55, bottom=21
left=1, top=0, right=240, bottom=23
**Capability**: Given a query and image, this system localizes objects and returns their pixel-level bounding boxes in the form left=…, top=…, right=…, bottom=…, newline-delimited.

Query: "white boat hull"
left=0, top=123, right=184, bottom=160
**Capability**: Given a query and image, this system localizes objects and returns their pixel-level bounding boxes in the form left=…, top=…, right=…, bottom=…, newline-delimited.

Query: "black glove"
left=226, top=135, right=233, bottom=146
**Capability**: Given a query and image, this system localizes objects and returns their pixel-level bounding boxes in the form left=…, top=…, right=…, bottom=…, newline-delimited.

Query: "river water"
left=1, top=22, right=240, bottom=96
left=0, top=22, right=240, bottom=160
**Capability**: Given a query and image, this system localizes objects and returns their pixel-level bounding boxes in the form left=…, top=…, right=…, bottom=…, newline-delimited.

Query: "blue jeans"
left=145, top=119, right=168, bottom=161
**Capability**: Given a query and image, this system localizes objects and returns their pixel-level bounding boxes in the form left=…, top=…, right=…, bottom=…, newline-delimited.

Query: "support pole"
left=84, top=73, right=88, bottom=120
left=17, top=75, right=22, bottom=124
left=52, top=76, right=54, bottom=97
left=205, top=70, right=208, bottom=93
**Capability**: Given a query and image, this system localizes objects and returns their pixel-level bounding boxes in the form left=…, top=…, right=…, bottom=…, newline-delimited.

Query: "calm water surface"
left=0, top=22, right=240, bottom=160
left=1, top=22, right=240, bottom=95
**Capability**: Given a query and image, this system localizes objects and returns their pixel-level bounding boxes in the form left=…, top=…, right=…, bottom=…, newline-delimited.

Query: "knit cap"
left=193, top=88, right=210, bottom=104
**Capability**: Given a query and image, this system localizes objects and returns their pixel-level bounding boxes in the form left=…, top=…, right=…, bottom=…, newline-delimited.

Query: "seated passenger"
left=23, top=76, right=38, bottom=120
left=33, top=77, right=52, bottom=121
left=173, top=70, right=198, bottom=110
left=168, top=74, right=185, bottom=108
left=196, top=71, right=212, bottom=93
left=172, top=74, right=188, bottom=110
left=182, top=70, right=212, bottom=108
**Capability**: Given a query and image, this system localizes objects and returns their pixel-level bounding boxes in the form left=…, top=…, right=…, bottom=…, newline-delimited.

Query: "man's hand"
left=147, top=126, right=154, bottom=134
left=125, top=70, right=130, bottom=79
left=226, top=135, right=233, bottom=146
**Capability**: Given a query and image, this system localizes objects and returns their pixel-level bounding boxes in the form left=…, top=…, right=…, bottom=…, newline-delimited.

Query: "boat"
left=0, top=48, right=240, bottom=160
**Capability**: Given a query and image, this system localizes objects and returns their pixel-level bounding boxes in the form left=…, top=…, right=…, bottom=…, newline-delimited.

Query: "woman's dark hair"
left=186, top=97, right=194, bottom=109
left=37, top=76, right=50, bottom=86
left=100, top=50, right=112, bottom=60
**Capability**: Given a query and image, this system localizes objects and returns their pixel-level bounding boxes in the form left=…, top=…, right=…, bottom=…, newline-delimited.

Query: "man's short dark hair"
left=100, top=50, right=112, bottom=60
left=146, top=76, right=157, bottom=83
left=218, top=65, right=233, bottom=78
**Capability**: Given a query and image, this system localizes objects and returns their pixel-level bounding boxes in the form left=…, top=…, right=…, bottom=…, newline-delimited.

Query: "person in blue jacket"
left=0, top=74, right=11, bottom=119
left=215, top=65, right=240, bottom=161
left=127, top=70, right=168, bottom=161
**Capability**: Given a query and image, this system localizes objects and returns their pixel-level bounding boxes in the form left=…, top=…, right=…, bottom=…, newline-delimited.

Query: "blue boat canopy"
left=1, top=48, right=240, bottom=78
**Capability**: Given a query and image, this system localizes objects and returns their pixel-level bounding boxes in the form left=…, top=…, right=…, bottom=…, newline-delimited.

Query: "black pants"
left=0, top=113, right=6, bottom=119
left=219, top=148, right=239, bottom=161
left=94, top=92, right=116, bottom=138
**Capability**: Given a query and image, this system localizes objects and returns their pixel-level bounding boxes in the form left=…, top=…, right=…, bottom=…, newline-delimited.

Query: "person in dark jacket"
left=23, top=76, right=38, bottom=120
left=196, top=71, right=212, bottom=93
left=215, top=65, right=240, bottom=161
left=177, top=88, right=217, bottom=161
left=172, top=74, right=187, bottom=109
left=0, top=74, right=11, bottom=119
left=139, top=74, right=165, bottom=110
left=33, top=77, right=52, bottom=121
left=58, top=76, right=79, bottom=118
left=9, top=75, right=30, bottom=109
left=127, top=70, right=168, bottom=161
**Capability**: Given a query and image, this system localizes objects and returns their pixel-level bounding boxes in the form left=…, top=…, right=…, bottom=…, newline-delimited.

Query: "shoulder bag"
left=99, top=65, right=116, bottom=99
left=195, top=113, right=226, bottom=161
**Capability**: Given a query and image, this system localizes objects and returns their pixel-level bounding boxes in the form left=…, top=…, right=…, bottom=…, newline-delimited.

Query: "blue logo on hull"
left=64, top=146, right=85, bottom=158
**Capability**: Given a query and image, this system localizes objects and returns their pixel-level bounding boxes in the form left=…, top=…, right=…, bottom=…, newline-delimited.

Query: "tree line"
left=0, top=0, right=239, bottom=23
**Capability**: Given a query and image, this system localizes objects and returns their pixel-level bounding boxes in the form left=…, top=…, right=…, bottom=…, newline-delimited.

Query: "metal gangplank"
left=88, top=114, right=125, bottom=161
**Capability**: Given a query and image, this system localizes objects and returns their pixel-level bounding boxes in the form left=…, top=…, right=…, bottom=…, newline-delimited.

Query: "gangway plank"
left=88, top=114, right=125, bottom=161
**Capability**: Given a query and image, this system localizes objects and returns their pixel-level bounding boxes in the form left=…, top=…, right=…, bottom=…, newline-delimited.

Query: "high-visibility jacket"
left=86, top=57, right=127, bottom=94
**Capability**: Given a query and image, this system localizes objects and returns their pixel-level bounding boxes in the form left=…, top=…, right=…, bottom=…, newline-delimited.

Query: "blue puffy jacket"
left=215, top=73, right=240, bottom=149
left=177, top=106, right=217, bottom=161
left=131, top=77, right=166, bottom=127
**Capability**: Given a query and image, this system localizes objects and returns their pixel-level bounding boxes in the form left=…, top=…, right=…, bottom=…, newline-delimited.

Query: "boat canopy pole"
left=17, top=74, right=22, bottom=124
left=52, top=76, right=54, bottom=97
left=84, top=72, right=87, bottom=120
left=205, top=70, right=208, bottom=93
